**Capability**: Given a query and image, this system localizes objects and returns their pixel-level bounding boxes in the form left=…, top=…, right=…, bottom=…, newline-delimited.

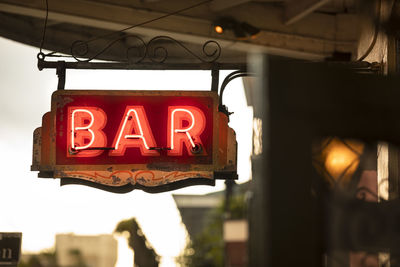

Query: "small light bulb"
left=214, top=25, right=224, bottom=34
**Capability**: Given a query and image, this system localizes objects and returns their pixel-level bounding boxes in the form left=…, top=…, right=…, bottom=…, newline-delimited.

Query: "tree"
left=18, top=250, right=58, bottom=267
left=18, top=255, right=43, bottom=267
left=115, top=218, right=159, bottom=267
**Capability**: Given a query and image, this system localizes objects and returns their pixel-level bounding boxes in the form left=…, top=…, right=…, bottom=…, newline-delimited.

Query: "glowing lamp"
left=313, top=137, right=364, bottom=187
left=213, top=17, right=260, bottom=39
left=214, top=25, right=224, bottom=34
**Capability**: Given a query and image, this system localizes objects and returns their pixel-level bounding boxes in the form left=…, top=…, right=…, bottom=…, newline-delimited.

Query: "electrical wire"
left=43, top=0, right=213, bottom=58
left=219, top=71, right=254, bottom=108
left=39, top=0, right=48, bottom=54
left=218, top=71, right=255, bottom=116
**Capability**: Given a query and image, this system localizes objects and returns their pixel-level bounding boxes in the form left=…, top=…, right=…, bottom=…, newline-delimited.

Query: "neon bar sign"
left=67, top=105, right=206, bottom=157
left=31, top=90, right=237, bottom=192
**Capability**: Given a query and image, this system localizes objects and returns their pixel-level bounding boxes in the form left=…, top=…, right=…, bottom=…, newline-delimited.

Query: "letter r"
left=167, top=106, right=206, bottom=156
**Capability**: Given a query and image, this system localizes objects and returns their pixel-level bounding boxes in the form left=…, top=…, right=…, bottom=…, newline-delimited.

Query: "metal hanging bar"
left=211, top=67, right=220, bottom=92
left=56, top=61, right=66, bottom=90
left=37, top=59, right=246, bottom=71
left=37, top=59, right=247, bottom=94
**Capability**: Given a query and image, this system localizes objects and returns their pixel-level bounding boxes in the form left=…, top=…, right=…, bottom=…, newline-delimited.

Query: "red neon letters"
left=110, top=106, right=159, bottom=156
left=167, top=106, right=206, bottom=156
left=68, top=107, right=107, bottom=157
left=68, top=106, right=207, bottom=157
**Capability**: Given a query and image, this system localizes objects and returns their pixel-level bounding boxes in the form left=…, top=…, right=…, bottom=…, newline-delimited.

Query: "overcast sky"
left=0, top=36, right=252, bottom=266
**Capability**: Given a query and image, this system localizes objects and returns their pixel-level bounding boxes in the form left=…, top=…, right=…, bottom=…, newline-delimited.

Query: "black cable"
left=218, top=70, right=245, bottom=97
left=38, top=0, right=49, bottom=56
left=45, top=0, right=212, bottom=57
left=219, top=71, right=254, bottom=108
left=218, top=71, right=255, bottom=117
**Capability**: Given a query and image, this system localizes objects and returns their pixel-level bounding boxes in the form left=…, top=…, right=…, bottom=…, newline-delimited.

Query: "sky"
left=0, top=36, right=253, bottom=266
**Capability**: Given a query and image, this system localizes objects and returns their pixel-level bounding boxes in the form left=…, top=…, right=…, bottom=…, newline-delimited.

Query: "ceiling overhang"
left=0, top=0, right=360, bottom=63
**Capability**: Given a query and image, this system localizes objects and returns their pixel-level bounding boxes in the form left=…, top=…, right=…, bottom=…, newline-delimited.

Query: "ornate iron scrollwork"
left=146, top=36, right=220, bottom=63
left=56, top=35, right=221, bottom=64
left=71, top=35, right=147, bottom=63
left=37, top=34, right=245, bottom=92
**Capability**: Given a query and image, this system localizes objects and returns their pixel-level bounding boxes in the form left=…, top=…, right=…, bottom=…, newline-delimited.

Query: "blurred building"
left=173, top=182, right=250, bottom=239
left=55, top=234, right=117, bottom=267
left=173, top=192, right=222, bottom=238
left=173, top=182, right=250, bottom=266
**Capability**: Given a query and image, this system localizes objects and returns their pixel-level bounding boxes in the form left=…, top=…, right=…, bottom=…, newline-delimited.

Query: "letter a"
left=110, top=106, right=159, bottom=156
left=68, top=107, right=107, bottom=157
left=167, top=106, right=206, bottom=156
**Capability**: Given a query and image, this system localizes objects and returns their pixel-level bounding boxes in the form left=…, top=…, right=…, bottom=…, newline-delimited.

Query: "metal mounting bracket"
left=56, top=61, right=66, bottom=90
